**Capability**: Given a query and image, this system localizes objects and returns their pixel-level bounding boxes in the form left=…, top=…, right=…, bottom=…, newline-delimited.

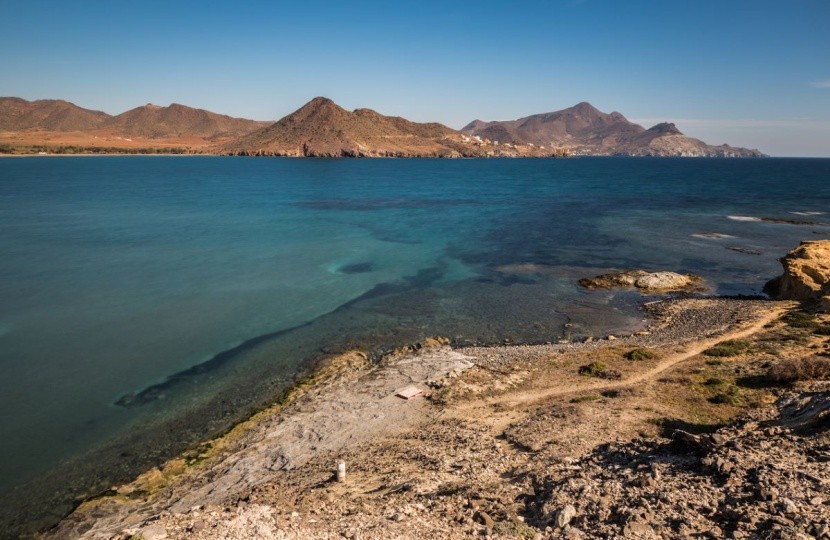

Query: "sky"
left=1, top=0, right=829, bottom=156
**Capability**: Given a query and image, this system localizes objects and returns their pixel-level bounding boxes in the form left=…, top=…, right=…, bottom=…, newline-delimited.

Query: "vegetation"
left=703, top=339, right=750, bottom=357
left=784, top=311, right=818, bottom=328
left=578, top=361, right=621, bottom=379
left=0, top=144, right=193, bottom=155
left=570, top=394, right=602, bottom=403
left=625, top=348, right=658, bottom=361
left=708, top=385, right=745, bottom=406
left=767, top=357, right=830, bottom=384
left=579, top=361, right=607, bottom=376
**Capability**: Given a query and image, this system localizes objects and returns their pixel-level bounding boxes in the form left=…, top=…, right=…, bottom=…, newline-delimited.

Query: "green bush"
left=703, top=340, right=749, bottom=357
left=579, top=361, right=607, bottom=377
left=625, top=348, right=658, bottom=361
left=785, top=311, right=818, bottom=328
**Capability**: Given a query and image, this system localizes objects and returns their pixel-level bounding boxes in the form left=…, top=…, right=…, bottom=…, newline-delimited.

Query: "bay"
left=0, top=156, right=828, bottom=534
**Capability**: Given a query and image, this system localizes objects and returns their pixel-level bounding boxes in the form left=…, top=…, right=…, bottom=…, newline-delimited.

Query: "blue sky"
left=1, top=0, right=828, bottom=156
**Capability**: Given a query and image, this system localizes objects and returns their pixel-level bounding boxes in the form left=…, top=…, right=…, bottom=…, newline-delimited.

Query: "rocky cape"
left=462, top=102, right=765, bottom=157
left=1, top=96, right=764, bottom=157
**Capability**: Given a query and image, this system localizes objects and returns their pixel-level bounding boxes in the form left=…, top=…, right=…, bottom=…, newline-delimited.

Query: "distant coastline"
left=1, top=96, right=765, bottom=158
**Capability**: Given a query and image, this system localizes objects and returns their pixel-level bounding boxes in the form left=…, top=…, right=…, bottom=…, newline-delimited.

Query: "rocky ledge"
left=579, top=270, right=705, bottom=292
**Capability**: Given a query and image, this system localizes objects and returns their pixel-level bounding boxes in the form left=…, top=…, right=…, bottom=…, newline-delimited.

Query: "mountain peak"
left=571, top=101, right=600, bottom=115
left=647, top=122, right=682, bottom=135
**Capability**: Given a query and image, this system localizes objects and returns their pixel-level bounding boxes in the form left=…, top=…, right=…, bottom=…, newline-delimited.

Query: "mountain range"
left=462, top=101, right=762, bottom=157
left=0, top=96, right=764, bottom=157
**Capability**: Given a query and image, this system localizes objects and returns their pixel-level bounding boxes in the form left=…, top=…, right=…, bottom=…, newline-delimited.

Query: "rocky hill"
left=227, top=97, right=496, bottom=157
left=0, top=97, right=110, bottom=131
left=1, top=96, right=764, bottom=157
left=101, top=103, right=266, bottom=140
left=462, top=102, right=764, bottom=157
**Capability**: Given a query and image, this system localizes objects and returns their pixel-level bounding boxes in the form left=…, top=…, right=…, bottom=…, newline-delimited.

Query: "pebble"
left=555, top=504, right=577, bottom=528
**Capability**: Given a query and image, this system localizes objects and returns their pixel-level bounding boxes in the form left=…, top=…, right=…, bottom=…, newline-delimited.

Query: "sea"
left=1, top=156, right=828, bottom=534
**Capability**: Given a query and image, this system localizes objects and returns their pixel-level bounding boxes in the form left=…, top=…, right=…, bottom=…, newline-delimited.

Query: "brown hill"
left=462, top=102, right=764, bottom=157
left=0, top=97, right=110, bottom=131
left=101, top=103, right=265, bottom=140
left=227, top=97, right=477, bottom=157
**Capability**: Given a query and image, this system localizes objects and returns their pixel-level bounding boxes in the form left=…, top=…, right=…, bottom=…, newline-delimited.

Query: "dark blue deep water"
left=1, top=156, right=829, bottom=532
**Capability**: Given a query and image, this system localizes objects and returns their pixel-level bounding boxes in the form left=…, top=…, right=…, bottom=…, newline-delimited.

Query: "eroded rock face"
left=579, top=270, right=703, bottom=292
left=765, top=241, right=830, bottom=305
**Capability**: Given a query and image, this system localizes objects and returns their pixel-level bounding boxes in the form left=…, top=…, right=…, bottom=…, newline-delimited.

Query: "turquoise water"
left=1, top=156, right=829, bottom=533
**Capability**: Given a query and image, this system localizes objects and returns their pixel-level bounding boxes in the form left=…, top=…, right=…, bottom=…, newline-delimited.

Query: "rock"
left=764, top=240, right=830, bottom=302
left=554, top=504, right=577, bottom=528
left=779, top=497, right=798, bottom=514
left=139, top=525, right=168, bottom=540
left=473, top=510, right=495, bottom=528
left=579, top=270, right=703, bottom=292
left=623, top=520, right=658, bottom=538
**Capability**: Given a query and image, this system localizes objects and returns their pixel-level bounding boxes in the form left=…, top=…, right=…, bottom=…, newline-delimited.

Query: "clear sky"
left=1, top=0, right=828, bottom=156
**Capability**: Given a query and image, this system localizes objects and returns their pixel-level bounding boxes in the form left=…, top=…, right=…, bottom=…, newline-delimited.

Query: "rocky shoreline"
left=46, top=295, right=821, bottom=540
left=40, top=243, right=830, bottom=539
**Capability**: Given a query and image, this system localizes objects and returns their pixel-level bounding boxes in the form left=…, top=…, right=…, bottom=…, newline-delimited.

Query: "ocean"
left=1, top=156, right=828, bottom=534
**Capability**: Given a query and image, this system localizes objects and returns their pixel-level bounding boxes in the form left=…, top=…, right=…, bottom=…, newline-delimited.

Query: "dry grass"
left=766, top=357, right=830, bottom=384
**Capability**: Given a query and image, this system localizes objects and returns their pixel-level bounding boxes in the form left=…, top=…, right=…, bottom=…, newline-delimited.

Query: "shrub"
left=709, top=385, right=744, bottom=406
left=579, top=361, right=607, bottom=376
left=570, top=395, right=602, bottom=403
left=578, top=361, right=621, bottom=380
left=785, top=311, right=818, bottom=328
left=703, top=340, right=749, bottom=357
left=625, top=348, right=658, bottom=361
left=813, top=325, right=830, bottom=336
left=766, top=357, right=830, bottom=384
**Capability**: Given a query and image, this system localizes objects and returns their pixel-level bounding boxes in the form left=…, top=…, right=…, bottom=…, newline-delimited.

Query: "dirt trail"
left=463, top=304, right=787, bottom=410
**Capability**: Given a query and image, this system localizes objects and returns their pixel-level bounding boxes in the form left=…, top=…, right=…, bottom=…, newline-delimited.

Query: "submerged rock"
left=765, top=240, right=830, bottom=306
left=579, top=270, right=704, bottom=292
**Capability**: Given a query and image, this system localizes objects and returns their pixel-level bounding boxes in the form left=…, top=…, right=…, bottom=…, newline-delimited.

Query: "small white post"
left=336, top=461, right=346, bottom=482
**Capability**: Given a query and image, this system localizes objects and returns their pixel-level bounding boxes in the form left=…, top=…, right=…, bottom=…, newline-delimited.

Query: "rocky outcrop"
left=765, top=241, right=830, bottom=308
left=524, top=385, right=830, bottom=540
left=579, top=270, right=704, bottom=292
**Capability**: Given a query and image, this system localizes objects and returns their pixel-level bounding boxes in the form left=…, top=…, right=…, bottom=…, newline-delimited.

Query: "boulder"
left=579, top=270, right=703, bottom=292
left=764, top=241, right=830, bottom=303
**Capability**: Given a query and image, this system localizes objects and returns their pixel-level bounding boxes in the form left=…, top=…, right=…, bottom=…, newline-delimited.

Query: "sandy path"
left=463, top=304, right=787, bottom=409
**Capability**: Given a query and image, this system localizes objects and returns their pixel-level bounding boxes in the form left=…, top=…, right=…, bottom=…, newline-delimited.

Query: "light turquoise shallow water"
left=0, top=156, right=829, bottom=533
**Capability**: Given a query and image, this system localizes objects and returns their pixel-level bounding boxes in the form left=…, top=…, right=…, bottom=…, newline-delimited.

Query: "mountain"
left=227, top=97, right=483, bottom=157
left=101, top=103, right=265, bottom=140
left=462, top=102, right=764, bottom=157
left=1, top=96, right=764, bottom=157
left=0, top=97, right=110, bottom=131
left=0, top=97, right=268, bottom=152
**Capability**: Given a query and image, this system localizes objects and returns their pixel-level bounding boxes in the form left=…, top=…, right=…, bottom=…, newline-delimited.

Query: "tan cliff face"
left=765, top=240, right=830, bottom=307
